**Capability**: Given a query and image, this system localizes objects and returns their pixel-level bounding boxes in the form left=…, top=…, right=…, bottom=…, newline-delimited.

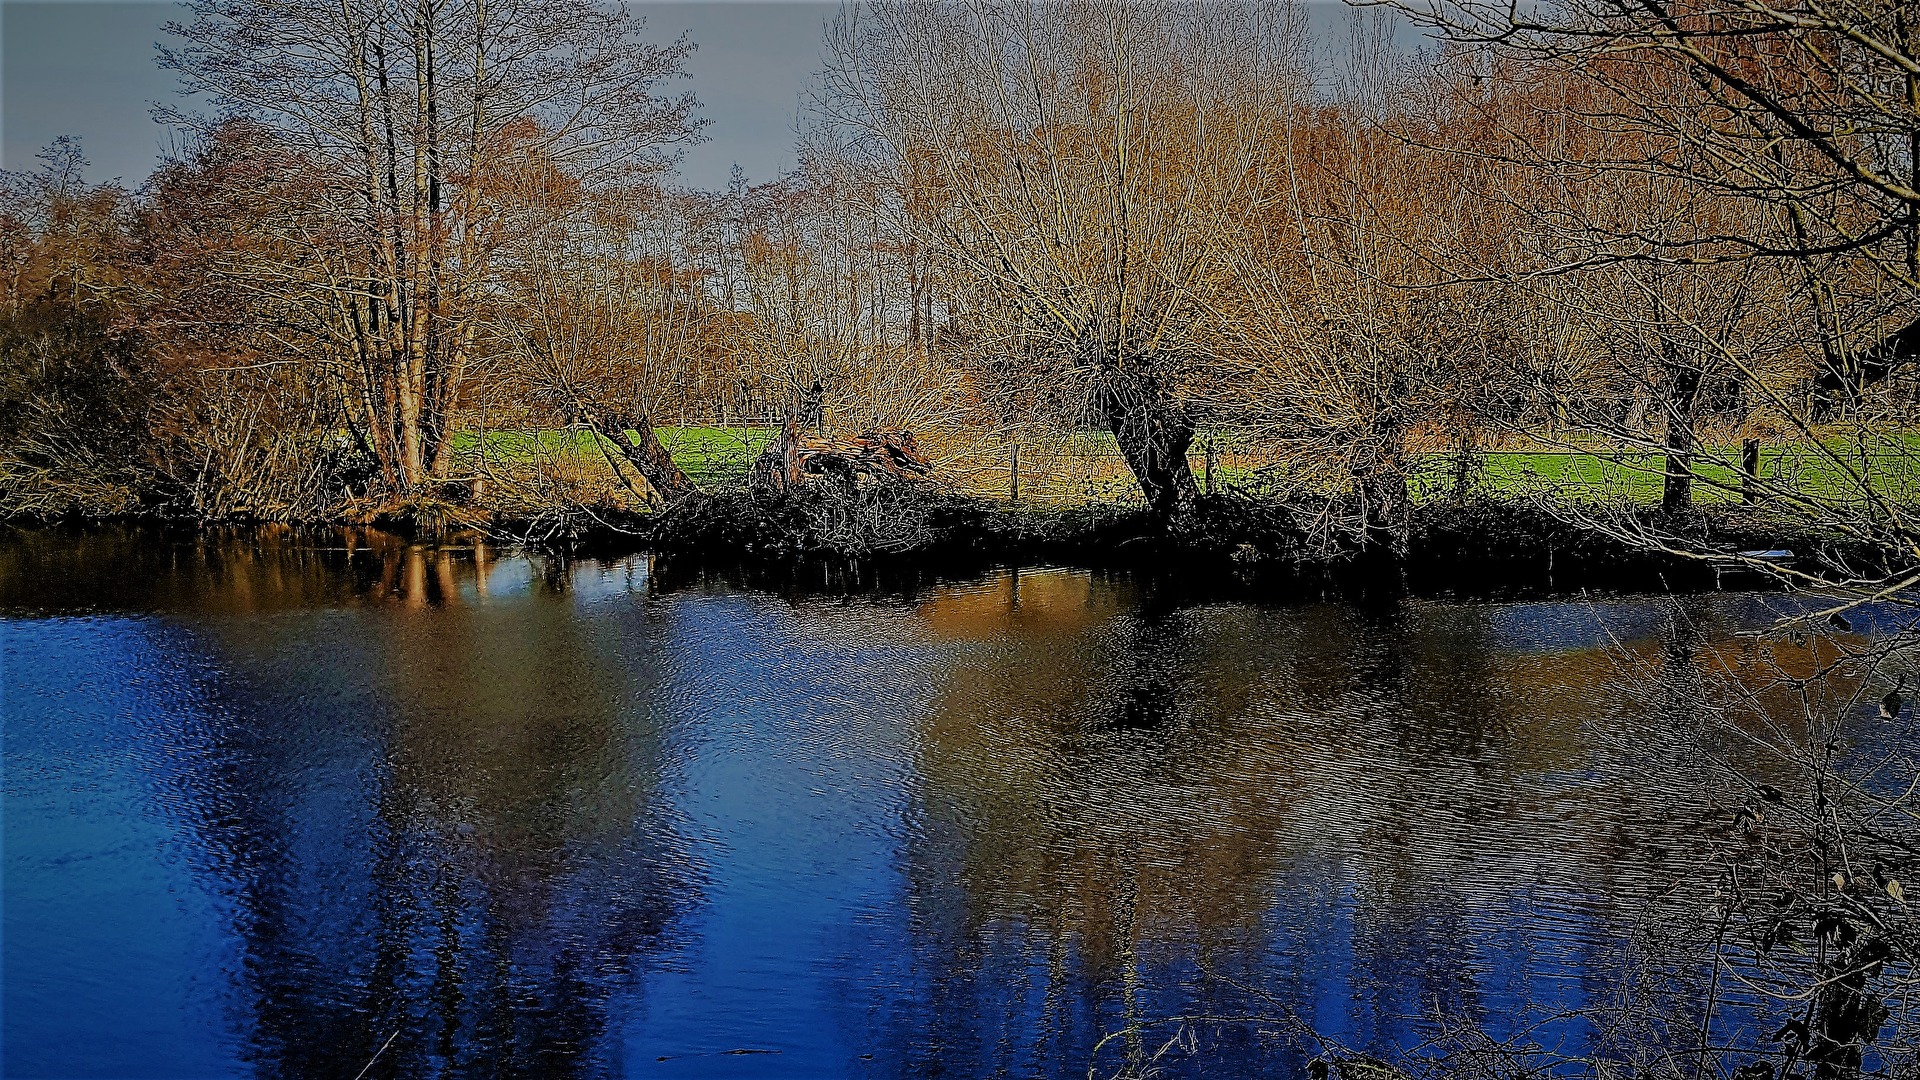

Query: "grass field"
left=448, top=425, right=1920, bottom=507
left=449, top=426, right=777, bottom=487
left=1450, top=442, right=1920, bottom=505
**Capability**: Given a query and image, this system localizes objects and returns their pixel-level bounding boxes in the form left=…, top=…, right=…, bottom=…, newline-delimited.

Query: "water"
left=0, top=529, right=1889, bottom=1079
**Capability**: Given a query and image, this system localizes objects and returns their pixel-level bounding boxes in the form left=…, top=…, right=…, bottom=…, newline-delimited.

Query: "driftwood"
left=749, top=418, right=933, bottom=496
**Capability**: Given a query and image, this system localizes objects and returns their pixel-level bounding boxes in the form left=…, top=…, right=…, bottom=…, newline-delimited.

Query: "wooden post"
left=1742, top=438, right=1761, bottom=504
left=1010, top=442, right=1020, bottom=503
left=1204, top=438, right=1217, bottom=496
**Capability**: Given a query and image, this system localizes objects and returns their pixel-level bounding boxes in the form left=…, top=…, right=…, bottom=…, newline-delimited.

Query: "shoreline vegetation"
left=5, top=484, right=1896, bottom=604
left=8, top=419, right=1912, bottom=599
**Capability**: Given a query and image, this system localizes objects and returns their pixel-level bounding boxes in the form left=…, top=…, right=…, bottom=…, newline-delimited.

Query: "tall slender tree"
left=161, top=0, right=701, bottom=497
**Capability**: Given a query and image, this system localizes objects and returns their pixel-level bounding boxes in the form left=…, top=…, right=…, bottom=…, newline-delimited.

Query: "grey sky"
left=1, top=1, right=837, bottom=191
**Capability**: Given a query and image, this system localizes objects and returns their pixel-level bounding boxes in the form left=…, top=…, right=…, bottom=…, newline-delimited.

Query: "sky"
left=0, top=0, right=838, bottom=192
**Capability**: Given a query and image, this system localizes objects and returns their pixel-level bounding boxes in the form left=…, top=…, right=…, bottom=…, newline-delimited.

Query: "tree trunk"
left=1663, top=354, right=1702, bottom=514
left=748, top=416, right=805, bottom=496
left=426, top=326, right=477, bottom=481
left=1353, top=418, right=1410, bottom=556
left=1100, top=369, right=1198, bottom=520
left=1812, top=316, right=1920, bottom=417
left=1742, top=438, right=1761, bottom=504
left=574, top=398, right=697, bottom=504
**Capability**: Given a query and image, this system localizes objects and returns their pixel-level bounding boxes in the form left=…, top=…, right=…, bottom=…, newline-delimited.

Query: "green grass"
left=449, top=426, right=776, bottom=486
left=657, top=426, right=778, bottom=486
left=447, top=425, right=1920, bottom=507
left=1448, top=445, right=1920, bottom=505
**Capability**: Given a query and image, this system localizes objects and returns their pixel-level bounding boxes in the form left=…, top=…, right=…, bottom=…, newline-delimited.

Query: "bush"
left=0, top=299, right=157, bottom=517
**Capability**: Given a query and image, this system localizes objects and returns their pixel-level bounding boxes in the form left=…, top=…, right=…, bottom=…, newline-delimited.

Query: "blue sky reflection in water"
left=0, top=533, right=1850, bottom=1078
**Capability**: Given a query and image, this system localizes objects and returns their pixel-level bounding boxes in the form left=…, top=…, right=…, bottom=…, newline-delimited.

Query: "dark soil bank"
left=619, top=492, right=1868, bottom=600
left=3, top=493, right=1879, bottom=603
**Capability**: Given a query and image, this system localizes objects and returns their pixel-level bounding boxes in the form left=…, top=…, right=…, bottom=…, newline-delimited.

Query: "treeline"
left=2, top=0, right=1916, bottom=568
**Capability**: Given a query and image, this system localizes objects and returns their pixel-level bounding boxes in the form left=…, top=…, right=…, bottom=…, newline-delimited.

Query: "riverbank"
left=635, top=490, right=1878, bottom=598
left=6, top=491, right=1883, bottom=602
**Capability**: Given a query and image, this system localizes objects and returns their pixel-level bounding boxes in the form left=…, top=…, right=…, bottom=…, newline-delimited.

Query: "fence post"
left=1010, top=442, right=1020, bottom=503
left=1204, top=438, right=1217, bottom=496
left=1742, top=438, right=1761, bottom=504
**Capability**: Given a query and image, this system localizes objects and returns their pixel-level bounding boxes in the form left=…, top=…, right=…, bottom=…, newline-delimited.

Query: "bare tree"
left=1375, top=0, right=1920, bottom=590
left=1195, top=17, right=1539, bottom=551
left=495, top=177, right=701, bottom=506
left=819, top=0, right=1310, bottom=519
left=160, top=0, right=701, bottom=499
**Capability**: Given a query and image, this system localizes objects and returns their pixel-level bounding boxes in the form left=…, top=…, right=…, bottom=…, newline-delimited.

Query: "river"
left=0, top=528, right=1895, bottom=1078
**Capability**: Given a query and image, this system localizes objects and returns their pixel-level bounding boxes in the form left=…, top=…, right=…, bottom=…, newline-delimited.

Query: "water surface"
left=0, top=529, right=1882, bottom=1078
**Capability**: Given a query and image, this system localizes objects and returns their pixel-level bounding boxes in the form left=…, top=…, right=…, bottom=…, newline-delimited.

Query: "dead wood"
left=749, top=419, right=933, bottom=497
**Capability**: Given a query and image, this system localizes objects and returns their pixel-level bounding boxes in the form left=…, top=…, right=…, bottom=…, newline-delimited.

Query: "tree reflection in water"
left=4, top=530, right=701, bottom=1078
left=890, top=574, right=1777, bottom=1077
